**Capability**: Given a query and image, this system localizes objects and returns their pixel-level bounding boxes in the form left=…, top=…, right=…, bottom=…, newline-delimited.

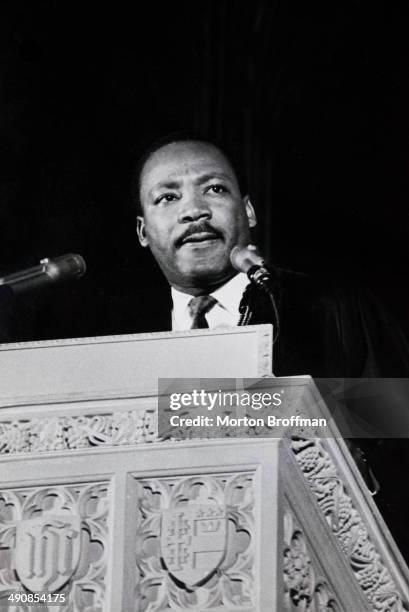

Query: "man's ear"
left=243, top=195, right=257, bottom=228
left=136, top=216, right=149, bottom=247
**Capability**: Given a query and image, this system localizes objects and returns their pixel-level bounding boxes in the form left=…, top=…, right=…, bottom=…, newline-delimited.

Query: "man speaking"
left=133, top=132, right=409, bottom=378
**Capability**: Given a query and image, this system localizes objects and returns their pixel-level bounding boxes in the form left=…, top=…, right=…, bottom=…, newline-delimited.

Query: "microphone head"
left=45, top=253, right=87, bottom=281
left=230, top=244, right=265, bottom=274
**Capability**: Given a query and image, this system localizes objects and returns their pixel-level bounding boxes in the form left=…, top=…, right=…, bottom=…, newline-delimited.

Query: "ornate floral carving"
left=283, top=511, right=340, bottom=611
left=0, top=482, right=109, bottom=611
left=0, top=408, right=157, bottom=454
left=134, top=471, right=255, bottom=610
left=291, top=437, right=407, bottom=612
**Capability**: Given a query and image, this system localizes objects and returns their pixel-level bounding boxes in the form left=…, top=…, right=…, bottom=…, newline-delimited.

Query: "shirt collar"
left=171, top=272, right=250, bottom=318
left=210, top=272, right=250, bottom=315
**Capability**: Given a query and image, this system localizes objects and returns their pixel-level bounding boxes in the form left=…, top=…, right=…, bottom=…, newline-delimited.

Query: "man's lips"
left=180, top=231, right=220, bottom=245
left=176, top=225, right=223, bottom=247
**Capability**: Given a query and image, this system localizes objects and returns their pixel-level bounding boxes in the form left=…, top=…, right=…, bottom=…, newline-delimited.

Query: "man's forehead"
left=141, top=141, right=238, bottom=186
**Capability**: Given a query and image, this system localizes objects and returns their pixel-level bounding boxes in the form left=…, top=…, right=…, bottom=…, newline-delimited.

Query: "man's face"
left=137, top=141, right=256, bottom=293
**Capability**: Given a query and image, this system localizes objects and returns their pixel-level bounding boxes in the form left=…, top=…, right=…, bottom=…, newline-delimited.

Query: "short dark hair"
left=131, top=131, right=249, bottom=215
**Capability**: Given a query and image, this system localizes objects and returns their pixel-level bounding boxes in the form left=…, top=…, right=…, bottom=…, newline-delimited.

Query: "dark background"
left=0, top=0, right=409, bottom=562
left=0, top=0, right=408, bottom=340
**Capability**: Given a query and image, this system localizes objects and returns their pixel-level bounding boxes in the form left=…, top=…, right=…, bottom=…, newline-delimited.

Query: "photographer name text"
left=169, top=414, right=327, bottom=428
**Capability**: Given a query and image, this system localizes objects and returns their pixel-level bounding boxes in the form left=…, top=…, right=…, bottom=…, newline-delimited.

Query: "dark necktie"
left=188, top=295, right=217, bottom=329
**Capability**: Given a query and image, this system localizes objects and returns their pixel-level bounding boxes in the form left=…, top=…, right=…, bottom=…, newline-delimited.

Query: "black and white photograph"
left=0, top=2, right=408, bottom=610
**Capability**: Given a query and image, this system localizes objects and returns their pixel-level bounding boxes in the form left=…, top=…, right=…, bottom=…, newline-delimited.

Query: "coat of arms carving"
left=161, top=504, right=227, bottom=588
left=15, top=515, right=81, bottom=592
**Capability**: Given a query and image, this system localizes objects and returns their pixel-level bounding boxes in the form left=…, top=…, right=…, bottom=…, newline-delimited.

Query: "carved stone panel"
left=134, top=471, right=255, bottom=611
left=283, top=510, right=340, bottom=611
left=0, top=408, right=157, bottom=454
left=291, top=437, right=407, bottom=612
left=0, top=482, right=109, bottom=611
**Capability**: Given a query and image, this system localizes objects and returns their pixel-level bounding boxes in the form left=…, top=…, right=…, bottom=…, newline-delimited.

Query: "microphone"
left=230, top=244, right=271, bottom=289
left=0, top=253, right=86, bottom=294
left=231, top=244, right=280, bottom=342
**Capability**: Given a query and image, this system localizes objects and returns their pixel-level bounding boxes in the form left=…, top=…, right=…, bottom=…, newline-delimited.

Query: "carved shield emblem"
left=161, top=504, right=227, bottom=588
left=15, top=515, right=81, bottom=592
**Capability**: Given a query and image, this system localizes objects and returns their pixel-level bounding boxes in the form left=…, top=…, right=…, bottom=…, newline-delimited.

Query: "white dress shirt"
left=171, top=273, right=250, bottom=331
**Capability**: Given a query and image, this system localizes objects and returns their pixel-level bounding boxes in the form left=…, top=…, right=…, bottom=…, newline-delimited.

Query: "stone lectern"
left=0, top=326, right=408, bottom=612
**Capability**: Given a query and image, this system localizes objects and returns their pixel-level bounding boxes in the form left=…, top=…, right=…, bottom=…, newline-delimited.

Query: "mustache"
left=175, top=221, right=223, bottom=247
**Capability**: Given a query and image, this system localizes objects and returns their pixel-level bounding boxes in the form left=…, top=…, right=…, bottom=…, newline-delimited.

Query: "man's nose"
left=177, top=194, right=211, bottom=223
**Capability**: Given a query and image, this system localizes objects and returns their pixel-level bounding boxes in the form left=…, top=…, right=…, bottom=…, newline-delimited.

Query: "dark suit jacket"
left=244, top=267, right=409, bottom=378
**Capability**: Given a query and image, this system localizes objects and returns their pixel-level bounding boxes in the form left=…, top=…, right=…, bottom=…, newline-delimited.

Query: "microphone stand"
left=238, top=265, right=281, bottom=344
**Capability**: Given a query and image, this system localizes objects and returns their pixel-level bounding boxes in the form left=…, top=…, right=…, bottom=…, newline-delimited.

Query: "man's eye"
left=155, top=193, right=177, bottom=204
left=206, top=184, right=228, bottom=194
